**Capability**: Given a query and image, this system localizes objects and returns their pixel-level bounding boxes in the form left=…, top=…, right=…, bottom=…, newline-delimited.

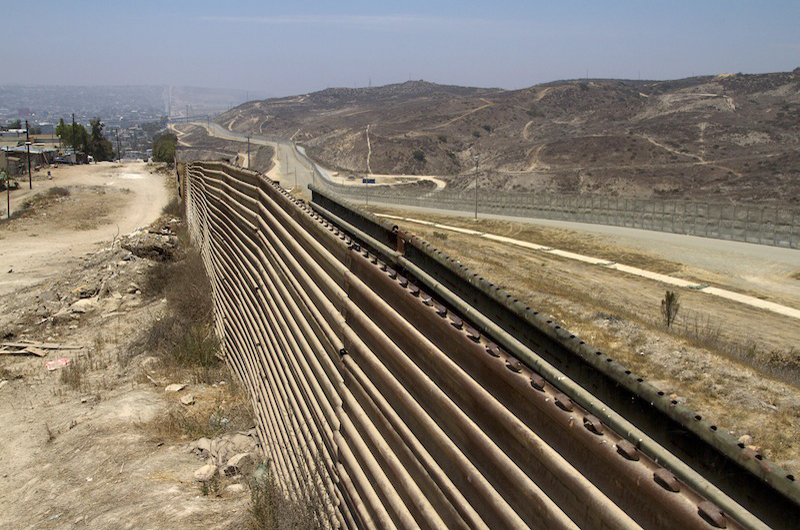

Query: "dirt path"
left=0, top=163, right=252, bottom=529
left=433, top=101, right=494, bottom=129
left=0, top=162, right=169, bottom=298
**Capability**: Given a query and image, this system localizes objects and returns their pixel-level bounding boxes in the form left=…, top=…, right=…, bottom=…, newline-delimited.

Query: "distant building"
left=1, top=146, right=54, bottom=175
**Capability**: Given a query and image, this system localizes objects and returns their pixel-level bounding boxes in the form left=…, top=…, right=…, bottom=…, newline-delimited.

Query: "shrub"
left=661, top=290, right=680, bottom=328
left=162, top=197, right=183, bottom=217
left=249, top=462, right=323, bottom=530
left=47, top=186, right=70, bottom=197
left=412, top=149, right=425, bottom=162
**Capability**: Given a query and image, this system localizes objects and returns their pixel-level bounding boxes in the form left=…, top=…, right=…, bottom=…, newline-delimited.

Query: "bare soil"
left=0, top=163, right=251, bottom=529
left=219, top=73, right=800, bottom=205
left=374, top=206, right=800, bottom=474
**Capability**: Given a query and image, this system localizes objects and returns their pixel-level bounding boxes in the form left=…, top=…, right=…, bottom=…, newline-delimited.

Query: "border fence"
left=182, top=161, right=799, bottom=529
left=317, top=179, right=800, bottom=249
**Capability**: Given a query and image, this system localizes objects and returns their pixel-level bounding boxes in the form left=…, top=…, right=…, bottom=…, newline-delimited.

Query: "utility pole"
left=247, top=135, right=251, bottom=170
left=4, top=171, right=9, bottom=220
left=474, top=155, right=479, bottom=220
left=25, top=120, right=32, bottom=189
left=115, top=129, right=121, bottom=161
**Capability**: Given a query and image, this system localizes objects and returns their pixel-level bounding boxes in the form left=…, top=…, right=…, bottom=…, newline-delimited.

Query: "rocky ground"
left=0, top=164, right=257, bottom=529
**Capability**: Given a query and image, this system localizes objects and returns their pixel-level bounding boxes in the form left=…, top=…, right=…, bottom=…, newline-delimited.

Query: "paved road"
left=190, top=122, right=319, bottom=198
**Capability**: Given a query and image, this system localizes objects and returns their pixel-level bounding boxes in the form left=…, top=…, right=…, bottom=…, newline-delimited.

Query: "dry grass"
left=144, top=379, right=253, bottom=443
left=133, top=212, right=255, bottom=443
left=132, top=220, right=221, bottom=384
left=248, top=462, right=324, bottom=530
left=162, top=197, right=183, bottom=218
left=59, top=360, right=85, bottom=391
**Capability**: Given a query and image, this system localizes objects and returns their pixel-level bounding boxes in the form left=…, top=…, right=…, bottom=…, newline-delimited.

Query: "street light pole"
left=473, top=155, right=479, bottom=220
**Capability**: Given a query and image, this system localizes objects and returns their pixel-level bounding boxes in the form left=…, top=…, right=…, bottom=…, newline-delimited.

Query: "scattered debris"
left=0, top=347, right=46, bottom=357
left=45, top=358, right=70, bottom=371
left=122, top=230, right=178, bottom=261
left=0, top=341, right=82, bottom=351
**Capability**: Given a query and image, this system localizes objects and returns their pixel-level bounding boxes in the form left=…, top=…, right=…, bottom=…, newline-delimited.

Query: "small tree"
left=412, top=149, right=425, bottom=163
left=153, top=132, right=178, bottom=165
left=661, top=290, right=680, bottom=328
left=88, top=118, right=115, bottom=161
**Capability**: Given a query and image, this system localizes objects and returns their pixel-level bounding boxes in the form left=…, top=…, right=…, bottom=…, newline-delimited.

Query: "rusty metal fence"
left=184, top=161, right=798, bottom=529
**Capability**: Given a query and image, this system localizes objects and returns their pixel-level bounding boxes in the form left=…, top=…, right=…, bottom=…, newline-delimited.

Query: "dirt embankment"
left=172, top=123, right=274, bottom=175
left=0, top=163, right=257, bottom=529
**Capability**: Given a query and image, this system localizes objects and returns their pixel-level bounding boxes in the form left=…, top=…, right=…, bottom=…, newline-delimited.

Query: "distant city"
left=0, top=85, right=267, bottom=160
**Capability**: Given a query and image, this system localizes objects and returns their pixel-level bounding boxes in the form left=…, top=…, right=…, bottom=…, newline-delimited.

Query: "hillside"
left=217, top=72, right=800, bottom=204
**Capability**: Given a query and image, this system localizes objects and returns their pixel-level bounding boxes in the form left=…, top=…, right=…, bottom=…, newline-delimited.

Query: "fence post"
left=774, top=206, right=779, bottom=246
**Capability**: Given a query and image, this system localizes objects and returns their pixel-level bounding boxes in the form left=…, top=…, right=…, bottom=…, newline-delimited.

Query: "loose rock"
left=224, top=453, right=255, bottom=477
left=225, top=484, right=246, bottom=494
left=193, top=464, right=218, bottom=482
left=164, top=384, right=186, bottom=393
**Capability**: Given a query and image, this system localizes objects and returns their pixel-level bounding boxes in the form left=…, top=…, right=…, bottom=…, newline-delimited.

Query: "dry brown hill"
left=218, top=73, right=800, bottom=204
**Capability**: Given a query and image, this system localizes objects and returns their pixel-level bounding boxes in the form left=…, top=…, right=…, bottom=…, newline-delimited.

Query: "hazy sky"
left=4, top=1, right=799, bottom=96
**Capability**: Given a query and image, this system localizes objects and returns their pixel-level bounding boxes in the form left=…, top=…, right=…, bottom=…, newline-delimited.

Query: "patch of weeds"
left=47, top=186, right=70, bottom=198
left=162, top=197, right=183, bottom=217
left=145, top=378, right=253, bottom=442
left=60, top=360, right=86, bottom=391
left=133, top=223, right=218, bottom=376
left=202, top=474, right=221, bottom=497
left=45, top=423, right=56, bottom=443
left=677, top=311, right=800, bottom=386
left=248, top=462, right=323, bottom=530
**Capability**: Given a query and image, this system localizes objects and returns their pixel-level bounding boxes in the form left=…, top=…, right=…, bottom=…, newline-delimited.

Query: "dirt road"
left=0, top=162, right=169, bottom=297
left=0, top=163, right=251, bottom=529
